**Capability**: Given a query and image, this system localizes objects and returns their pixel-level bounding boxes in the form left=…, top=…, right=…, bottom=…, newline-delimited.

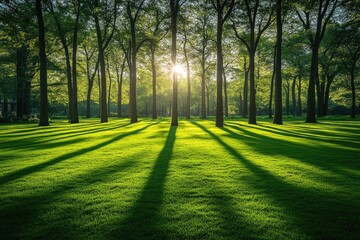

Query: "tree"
left=296, top=0, right=339, bottom=122
left=233, top=0, right=274, bottom=124
left=211, top=0, right=235, bottom=127
left=273, top=0, right=282, bottom=124
left=47, top=0, right=81, bottom=123
left=147, top=1, right=169, bottom=119
left=116, top=56, right=126, bottom=118
left=36, top=0, right=49, bottom=126
left=0, top=1, right=38, bottom=119
left=341, top=25, right=360, bottom=118
left=83, top=40, right=99, bottom=118
left=126, top=0, right=147, bottom=123
left=170, top=0, right=186, bottom=126
left=93, top=0, right=117, bottom=123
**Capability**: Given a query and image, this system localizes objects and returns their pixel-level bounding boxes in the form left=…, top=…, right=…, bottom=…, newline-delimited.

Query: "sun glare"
left=173, top=64, right=186, bottom=77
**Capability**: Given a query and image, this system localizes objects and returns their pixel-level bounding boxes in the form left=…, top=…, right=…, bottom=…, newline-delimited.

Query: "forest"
left=1, top=1, right=360, bottom=240
left=0, top=0, right=359, bottom=125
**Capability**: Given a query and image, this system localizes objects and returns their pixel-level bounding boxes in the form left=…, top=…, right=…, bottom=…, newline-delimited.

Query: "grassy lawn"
left=1, top=117, right=360, bottom=239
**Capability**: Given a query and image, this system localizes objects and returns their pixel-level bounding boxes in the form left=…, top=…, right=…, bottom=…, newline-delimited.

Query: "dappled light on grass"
left=0, top=118, right=359, bottom=239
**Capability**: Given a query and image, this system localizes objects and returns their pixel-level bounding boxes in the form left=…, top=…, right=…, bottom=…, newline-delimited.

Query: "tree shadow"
left=0, top=123, right=157, bottom=186
left=108, top=126, right=177, bottom=239
left=225, top=122, right=360, bottom=180
left=0, top=122, right=132, bottom=151
left=0, top=155, right=141, bottom=239
left=191, top=120, right=360, bottom=239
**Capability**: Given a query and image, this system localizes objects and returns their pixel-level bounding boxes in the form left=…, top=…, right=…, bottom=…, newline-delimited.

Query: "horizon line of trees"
left=0, top=0, right=359, bottom=127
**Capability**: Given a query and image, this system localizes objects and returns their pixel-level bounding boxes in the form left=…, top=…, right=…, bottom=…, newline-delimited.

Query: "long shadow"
left=108, top=126, right=177, bottom=239
left=0, top=123, right=157, bottom=186
left=191, top=121, right=360, bottom=239
left=0, top=122, right=132, bottom=151
left=225, top=122, right=360, bottom=179
left=253, top=122, right=360, bottom=149
left=0, top=154, right=141, bottom=239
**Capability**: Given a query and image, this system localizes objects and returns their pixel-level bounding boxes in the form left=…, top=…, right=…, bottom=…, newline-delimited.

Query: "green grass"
left=1, top=117, right=360, bottom=239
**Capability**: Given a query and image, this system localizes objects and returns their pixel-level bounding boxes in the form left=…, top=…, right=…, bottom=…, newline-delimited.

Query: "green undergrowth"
left=0, top=117, right=359, bottom=239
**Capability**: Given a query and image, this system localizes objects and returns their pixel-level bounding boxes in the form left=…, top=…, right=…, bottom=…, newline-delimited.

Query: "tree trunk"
left=306, top=46, right=318, bottom=123
left=248, top=48, right=256, bottom=124
left=216, top=13, right=224, bottom=127
left=71, top=5, right=80, bottom=124
left=94, top=14, right=108, bottom=123
left=186, top=47, right=191, bottom=119
left=243, top=57, right=248, bottom=118
left=269, top=45, right=276, bottom=119
left=36, top=0, right=49, bottom=126
left=292, top=75, right=297, bottom=116
left=151, top=47, right=157, bottom=119
left=107, top=60, right=112, bottom=117
left=201, top=57, right=206, bottom=119
left=170, top=0, right=179, bottom=126
left=273, top=0, right=282, bottom=124
left=223, top=67, right=228, bottom=117
left=98, top=65, right=101, bottom=117
left=129, top=19, right=138, bottom=123
left=117, top=57, right=125, bottom=118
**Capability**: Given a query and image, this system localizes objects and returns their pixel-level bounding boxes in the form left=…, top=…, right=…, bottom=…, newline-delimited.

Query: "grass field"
left=1, top=117, right=360, bottom=239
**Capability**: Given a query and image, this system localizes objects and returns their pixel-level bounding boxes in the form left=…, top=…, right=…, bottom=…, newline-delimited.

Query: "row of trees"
left=0, top=0, right=359, bottom=127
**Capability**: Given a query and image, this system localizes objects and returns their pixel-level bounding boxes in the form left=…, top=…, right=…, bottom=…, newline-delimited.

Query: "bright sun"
left=173, top=64, right=186, bottom=77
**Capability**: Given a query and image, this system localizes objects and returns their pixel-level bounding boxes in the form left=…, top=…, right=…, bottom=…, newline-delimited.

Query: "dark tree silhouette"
left=36, top=0, right=49, bottom=126
left=211, top=0, right=235, bottom=127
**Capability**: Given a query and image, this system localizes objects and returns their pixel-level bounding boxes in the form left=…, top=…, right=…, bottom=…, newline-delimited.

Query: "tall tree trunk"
left=201, top=57, right=206, bottom=119
left=243, top=57, right=248, bottom=118
left=129, top=20, right=137, bottom=123
left=269, top=45, right=276, bottom=119
left=107, top=59, right=112, bottom=117
left=71, top=5, right=80, bottom=124
left=98, top=66, right=101, bottom=117
left=95, top=15, right=108, bottom=123
left=36, top=0, right=49, bottom=126
left=273, top=0, right=282, bottom=124
left=185, top=46, right=191, bottom=119
left=170, top=0, right=179, bottom=126
left=297, top=74, right=302, bottom=116
left=151, top=47, right=157, bottom=119
left=223, top=67, right=228, bottom=117
left=248, top=47, right=256, bottom=124
left=306, top=46, right=318, bottom=122
left=292, top=75, right=297, bottom=116
left=216, top=13, right=224, bottom=127
left=117, top=57, right=125, bottom=118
